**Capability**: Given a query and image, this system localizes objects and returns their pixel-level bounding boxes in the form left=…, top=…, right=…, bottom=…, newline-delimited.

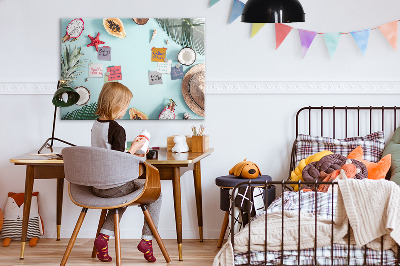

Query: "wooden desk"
left=10, top=147, right=213, bottom=261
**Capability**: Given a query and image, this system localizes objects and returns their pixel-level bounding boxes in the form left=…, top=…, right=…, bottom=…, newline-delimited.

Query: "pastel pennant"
left=298, top=29, right=317, bottom=58
left=378, top=21, right=398, bottom=50
left=209, top=0, right=221, bottom=7
left=251, top=23, right=266, bottom=38
left=229, top=0, right=245, bottom=24
left=323, top=33, right=341, bottom=58
left=351, top=29, right=370, bottom=55
left=275, top=23, right=293, bottom=49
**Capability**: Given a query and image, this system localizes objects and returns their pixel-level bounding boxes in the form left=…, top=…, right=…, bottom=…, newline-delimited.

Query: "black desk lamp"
left=38, top=80, right=80, bottom=154
left=241, top=0, right=305, bottom=23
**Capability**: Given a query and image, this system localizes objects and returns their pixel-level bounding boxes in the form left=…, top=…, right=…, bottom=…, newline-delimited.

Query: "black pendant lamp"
left=242, top=0, right=305, bottom=23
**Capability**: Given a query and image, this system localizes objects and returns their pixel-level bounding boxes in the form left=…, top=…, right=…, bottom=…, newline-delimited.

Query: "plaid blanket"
left=234, top=244, right=397, bottom=265
left=234, top=191, right=397, bottom=265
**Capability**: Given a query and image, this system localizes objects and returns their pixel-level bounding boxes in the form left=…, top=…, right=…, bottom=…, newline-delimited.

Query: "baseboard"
left=1, top=81, right=400, bottom=94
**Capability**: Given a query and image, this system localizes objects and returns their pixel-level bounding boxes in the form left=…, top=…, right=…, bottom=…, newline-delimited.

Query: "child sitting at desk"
left=91, top=82, right=162, bottom=263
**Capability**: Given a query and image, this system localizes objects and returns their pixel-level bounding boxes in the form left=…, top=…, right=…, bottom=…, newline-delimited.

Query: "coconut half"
left=133, top=18, right=149, bottom=25
left=74, top=86, right=90, bottom=106
left=178, top=47, right=196, bottom=66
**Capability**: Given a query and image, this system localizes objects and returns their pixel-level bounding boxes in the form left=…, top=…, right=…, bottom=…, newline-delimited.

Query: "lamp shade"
left=52, top=85, right=80, bottom=107
left=241, top=0, right=305, bottom=23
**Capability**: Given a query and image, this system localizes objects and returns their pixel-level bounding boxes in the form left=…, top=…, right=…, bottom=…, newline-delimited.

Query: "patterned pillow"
left=294, top=131, right=385, bottom=166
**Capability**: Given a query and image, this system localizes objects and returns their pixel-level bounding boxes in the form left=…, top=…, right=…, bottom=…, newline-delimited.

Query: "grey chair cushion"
left=69, top=180, right=145, bottom=208
left=62, top=146, right=145, bottom=188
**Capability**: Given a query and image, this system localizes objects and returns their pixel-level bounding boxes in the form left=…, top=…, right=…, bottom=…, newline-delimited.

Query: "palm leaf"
left=155, top=18, right=205, bottom=56
left=62, top=102, right=99, bottom=120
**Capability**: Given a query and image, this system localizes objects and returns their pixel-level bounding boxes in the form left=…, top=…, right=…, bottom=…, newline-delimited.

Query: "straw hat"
left=181, top=64, right=205, bottom=117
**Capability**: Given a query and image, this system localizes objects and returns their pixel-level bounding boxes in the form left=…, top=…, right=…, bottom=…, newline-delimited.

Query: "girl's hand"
left=129, top=137, right=147, bottom=154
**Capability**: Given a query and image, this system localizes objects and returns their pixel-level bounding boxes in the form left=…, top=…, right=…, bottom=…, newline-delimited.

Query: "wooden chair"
left=60, top=146, right=171, bottom=265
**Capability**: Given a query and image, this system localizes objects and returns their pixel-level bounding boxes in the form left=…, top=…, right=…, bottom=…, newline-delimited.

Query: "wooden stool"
left=215, top=175, right=275, bottom=248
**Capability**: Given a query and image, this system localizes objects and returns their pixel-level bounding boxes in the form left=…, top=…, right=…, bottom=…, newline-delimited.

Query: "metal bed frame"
left=230, top=106, right=400, bottom=266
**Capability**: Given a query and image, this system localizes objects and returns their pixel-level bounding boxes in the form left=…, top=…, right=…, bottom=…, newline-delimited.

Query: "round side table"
left=215, top=175, right=275, bottom=248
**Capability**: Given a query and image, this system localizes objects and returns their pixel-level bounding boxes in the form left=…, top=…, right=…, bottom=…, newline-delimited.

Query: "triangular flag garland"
left=207, top=0, right=400, bottom=58
left=323, top=33, right=341, bottom=58
left=275, top=23, right=293, bottom=49
left=298, top=30, right=317, bottom=58
left=351, top=29, right=370, bottom=55
left=379, top=21, right=398, bottom=50
left=229, top=0, right=245, bottom=24
left=251, top=23, right=266, bottom=38
left=209, top=0, right=220, bottom=7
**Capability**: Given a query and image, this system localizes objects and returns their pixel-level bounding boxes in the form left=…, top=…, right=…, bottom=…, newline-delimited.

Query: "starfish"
left=87, top=32, right=105, bottom=52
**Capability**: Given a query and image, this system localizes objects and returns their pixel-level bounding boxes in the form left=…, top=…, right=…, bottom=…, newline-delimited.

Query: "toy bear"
left=1, top=192, right=44, bottom=247
left=172, top=135, right=189, bottom=153
left=229, top=159, right=261, bottom=179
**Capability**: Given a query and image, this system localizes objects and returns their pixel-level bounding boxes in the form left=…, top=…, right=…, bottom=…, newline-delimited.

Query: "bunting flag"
left=251, top=23, right=266, bottom=38
left=209, top=0, right=220, bottom=7
left=207, top=1, right=400, bottom=58
left=351, top=29, right=370, bottom=55
left=229, top=0, right=245, bottom=24
left=298, top=29, right=317, bottom=58
left=275, top=23, right=293, bottom=49
left=378, top=21, right=398, bottom=50
left=323, top=33, right=341, bottom=58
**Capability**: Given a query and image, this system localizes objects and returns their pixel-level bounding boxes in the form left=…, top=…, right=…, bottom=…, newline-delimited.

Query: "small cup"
left=146, top=150, right=158, bottom=160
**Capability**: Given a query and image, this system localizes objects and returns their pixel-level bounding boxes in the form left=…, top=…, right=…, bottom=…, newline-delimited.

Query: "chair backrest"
left=62, top=146, right=145, bottom=187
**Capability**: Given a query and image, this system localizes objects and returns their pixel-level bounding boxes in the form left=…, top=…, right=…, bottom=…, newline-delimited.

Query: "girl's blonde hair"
left=96, top=82, right=133, bottom=120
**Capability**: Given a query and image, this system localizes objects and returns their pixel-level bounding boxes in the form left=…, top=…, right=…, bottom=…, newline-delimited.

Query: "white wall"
left=1, top=0, right=400, bottom=240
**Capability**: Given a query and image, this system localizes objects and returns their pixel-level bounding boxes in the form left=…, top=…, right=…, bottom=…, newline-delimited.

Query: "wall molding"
left=206, top=81, right=400, bottom=94
left=0, top=83, right=56, bottom=94
left=1, top=81, right=400, bottom=95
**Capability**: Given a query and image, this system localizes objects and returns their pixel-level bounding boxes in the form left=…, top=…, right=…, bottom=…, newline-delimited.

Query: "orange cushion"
left=347, top=146, right=391, bottom=180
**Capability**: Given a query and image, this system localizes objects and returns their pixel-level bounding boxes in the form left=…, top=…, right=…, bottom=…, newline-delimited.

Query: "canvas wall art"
left=60, top=18, right=205, bottom=120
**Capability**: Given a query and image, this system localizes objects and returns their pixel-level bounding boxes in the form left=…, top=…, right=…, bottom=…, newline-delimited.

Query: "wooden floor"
left=0, top=239, right=221, bottom=265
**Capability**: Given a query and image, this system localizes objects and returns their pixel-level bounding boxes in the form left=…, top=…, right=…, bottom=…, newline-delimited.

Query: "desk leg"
left=172, top=167, right=183, bottom=261
left=56, top=178, right=64, bottom=241
left=20, top=165, right=34, bottom=259
left=193, top=161, right=203, bottom=242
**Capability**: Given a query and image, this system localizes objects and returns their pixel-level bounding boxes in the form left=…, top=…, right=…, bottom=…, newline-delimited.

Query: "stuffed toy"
left=0, top=208, right=3, bottom=232
left=229, top=159, right=261, bottom=179
left=317, top=160, right=360, bottom=193
left=301, top=154, right=368, bottom=191
left=172, top=135, right=189, bottom=153
left=1, top=192, right=44, bottom=247
left=289, top=150, right=333, bottom=191
left=348, top=146, right=391, bottom=180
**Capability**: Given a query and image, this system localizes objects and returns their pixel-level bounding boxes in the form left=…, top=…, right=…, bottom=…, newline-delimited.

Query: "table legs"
left=193, top=161, right=203, bottom=242
left=171, top=167, right=183, bottom=261
left=20, top=165, right=65, bottom=259
left=20, top=165, right=34, bottom=259
left=217, top=211, right=230, bottom=248
left=56, top=178, right=64, bottom=241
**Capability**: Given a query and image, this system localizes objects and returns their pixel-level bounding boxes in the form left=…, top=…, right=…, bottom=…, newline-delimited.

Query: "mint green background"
left=60, top=18, right=205, bottom=120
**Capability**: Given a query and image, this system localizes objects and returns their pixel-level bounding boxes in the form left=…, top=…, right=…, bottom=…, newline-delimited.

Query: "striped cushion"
left=295, top=131, right=385, bottom=166
left=1, top=217, right=40, bottom=240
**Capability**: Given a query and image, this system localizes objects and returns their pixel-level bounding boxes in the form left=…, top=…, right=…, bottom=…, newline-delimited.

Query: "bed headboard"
left=290, top=106, right=400, bottom=179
